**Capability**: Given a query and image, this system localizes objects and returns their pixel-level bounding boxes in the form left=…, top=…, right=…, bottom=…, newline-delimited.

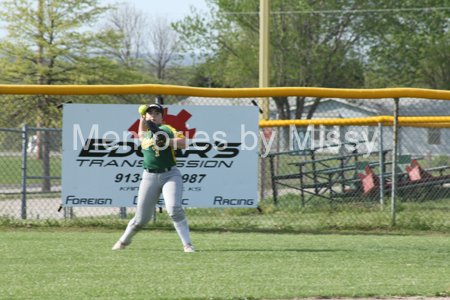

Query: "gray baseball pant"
left=119, top=167, right=187, bottom=245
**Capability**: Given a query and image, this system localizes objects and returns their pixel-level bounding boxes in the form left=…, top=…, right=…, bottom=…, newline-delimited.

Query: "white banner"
left=62, top=104, right=259, bottom=207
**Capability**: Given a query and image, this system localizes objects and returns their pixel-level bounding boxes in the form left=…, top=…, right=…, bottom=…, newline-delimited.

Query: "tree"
left=0, top=0, right=134, bottom=87
left=103, top=3, right=148, bottom=71
left=0, top=0, right=131, bottom=191
left=173, top=0, right=369, bottom=121
left=0, top=0, right=142, bottom=129
left=364, top=0, right=450, bottom=90
left=145, top=16, right=182, bottom=82
left=187, top=62, right=227, bottom=88
left=103, top=6, right=184, bottom=85
left=173, top=2, right=259, bottom=88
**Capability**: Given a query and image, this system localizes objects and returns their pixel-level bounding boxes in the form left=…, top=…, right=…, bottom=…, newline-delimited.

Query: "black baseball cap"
left=146, top=103, right=164, bottom=115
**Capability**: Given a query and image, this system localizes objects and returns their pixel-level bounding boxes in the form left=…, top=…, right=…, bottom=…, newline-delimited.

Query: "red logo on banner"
left=128, top=107, right=197, bottom=138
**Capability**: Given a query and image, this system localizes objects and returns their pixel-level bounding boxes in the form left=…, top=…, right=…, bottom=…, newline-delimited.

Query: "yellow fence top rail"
left=259, top=116, right=450, bottom=128
left=2, top=84, right=450, bottom=100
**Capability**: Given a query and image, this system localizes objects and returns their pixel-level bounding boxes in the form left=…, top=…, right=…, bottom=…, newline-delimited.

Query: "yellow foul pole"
left=259, top=0, right=270, bottom=120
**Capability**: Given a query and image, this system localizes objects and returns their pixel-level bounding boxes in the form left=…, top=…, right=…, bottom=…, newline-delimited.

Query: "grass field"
left=1, top=229, right=450, bottom=300
left=2, top=191, right=450, bottom=232
left=0, top=156, right=61, bottom=185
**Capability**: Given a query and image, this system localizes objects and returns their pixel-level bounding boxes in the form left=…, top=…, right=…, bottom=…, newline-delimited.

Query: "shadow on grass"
left=136, top=247, right=350, bottom=253
left=184, top=227, right=417, bottom=236
left=192, top=249, right=350, bottom=253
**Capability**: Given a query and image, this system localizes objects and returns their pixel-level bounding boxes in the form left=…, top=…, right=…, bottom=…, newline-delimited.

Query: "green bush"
left=431, top=154, right=450, bottom=168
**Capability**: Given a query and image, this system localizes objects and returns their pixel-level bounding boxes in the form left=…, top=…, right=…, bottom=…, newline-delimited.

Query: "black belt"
left=144, top=167, right=172, bottom=173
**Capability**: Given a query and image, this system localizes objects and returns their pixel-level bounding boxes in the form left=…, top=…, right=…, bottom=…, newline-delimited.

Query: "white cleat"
left=183, top=243, right=196, bottom=252
left=112, top=240, right=128, bottom=250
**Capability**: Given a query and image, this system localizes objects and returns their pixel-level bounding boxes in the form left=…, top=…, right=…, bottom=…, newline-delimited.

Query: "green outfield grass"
left=0, top=155, right=62, bottom=185
left=2, top=192, right=450, bottom=232
left=1, top=229, right=449, bottom=300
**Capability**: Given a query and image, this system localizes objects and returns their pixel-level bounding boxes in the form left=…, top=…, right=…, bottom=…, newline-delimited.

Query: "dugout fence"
left=1, top=85, right=450, bottom=231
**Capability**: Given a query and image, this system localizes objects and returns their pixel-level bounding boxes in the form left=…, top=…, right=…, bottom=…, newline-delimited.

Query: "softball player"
left=112, top=103, right=195, bottom=252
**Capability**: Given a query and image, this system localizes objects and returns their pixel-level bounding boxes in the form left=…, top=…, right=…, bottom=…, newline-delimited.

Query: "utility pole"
left=259, top=0, right=270, bottom=120
left=258, top=0, right=270, bottom=204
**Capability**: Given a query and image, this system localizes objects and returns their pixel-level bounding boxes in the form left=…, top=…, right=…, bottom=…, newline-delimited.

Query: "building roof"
left=176, top=96, right=450, bottom=117
left=175, top=97, right=256, bottom=107
left=346, top=98, right=450, bottom=116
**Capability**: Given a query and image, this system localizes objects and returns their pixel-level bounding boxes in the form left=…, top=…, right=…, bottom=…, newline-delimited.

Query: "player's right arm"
left=138, top=114, right=147, bottom=142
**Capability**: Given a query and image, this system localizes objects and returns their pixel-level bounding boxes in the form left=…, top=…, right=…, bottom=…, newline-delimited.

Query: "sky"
left=102, top=0, right=210, bottom=17
left=0, top=0, right=211, bottom=36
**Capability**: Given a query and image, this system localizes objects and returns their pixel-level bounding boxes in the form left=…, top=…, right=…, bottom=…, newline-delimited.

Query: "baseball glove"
left=144, top=120, right=160, bottom=133
left=145, top=120, right=167, bottom=147
left=153, top=133, right=167, bottom=147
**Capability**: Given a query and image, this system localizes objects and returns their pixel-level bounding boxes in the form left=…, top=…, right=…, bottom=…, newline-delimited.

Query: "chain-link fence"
left=1, top=91, right=450, bottom=231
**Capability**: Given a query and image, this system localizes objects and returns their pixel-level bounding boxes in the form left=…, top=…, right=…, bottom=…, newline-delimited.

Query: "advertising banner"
left=62, top=104, right=259, bottom=207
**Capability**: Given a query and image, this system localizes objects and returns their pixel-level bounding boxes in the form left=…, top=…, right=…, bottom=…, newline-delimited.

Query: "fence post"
left=391, top=98, right=400, bottom=225
left=259, top=130, right=266, bottom=203
left=276, top=125, right=280, bottom=174
left=120, top=207, right=127, bottom=219
left=64, top=207, right=73, bottom=219
left=378, top=123, right=384, bottom=208
left=426, top=150, right=432, bottom=168
left=21, top=123, right=28, bottom=219
left=152, top=208, right=157, bottom=223
left=41, top=130, right=51, bottom=192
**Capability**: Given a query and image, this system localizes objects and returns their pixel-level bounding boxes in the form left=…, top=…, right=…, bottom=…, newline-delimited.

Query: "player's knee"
left=167, top=205, right=185, bottom=223
left=131, top=219, right=149, bottom=231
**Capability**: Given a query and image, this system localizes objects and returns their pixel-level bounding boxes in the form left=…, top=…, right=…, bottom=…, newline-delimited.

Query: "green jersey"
left=141, top=124, right=185, bottom=169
